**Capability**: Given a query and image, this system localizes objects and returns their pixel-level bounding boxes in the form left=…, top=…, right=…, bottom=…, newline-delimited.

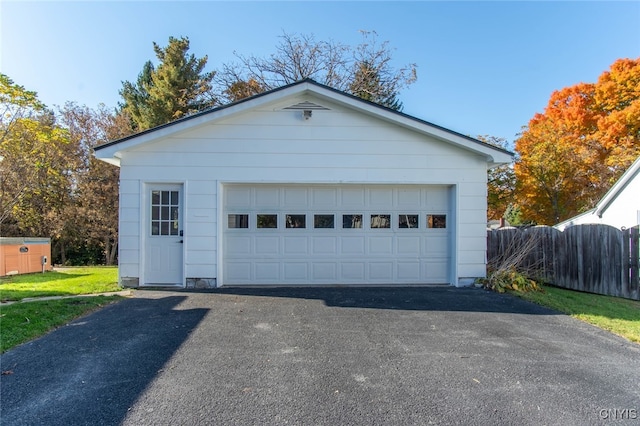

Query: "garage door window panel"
left=427, top=214, right=447, bottom=229
left=399, top=214, right=419, bottom=229
left=257, top=214, right=278, bottom=229
left=228, top=214, right=249, bottom=229
left=286, top=214, right=306, bottom=228
left=314, top=214, right=334, bottom=229
left=342, top=214, right=363, bottom=229
left=371, top=214, right=391, bottom=229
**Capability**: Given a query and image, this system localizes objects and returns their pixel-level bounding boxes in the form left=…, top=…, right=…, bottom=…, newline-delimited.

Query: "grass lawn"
left=0, top=267, right=124, bottom=353
left=515, top=285, right=640, bottom=343
left=0, top=267, right=120, bottom=302
left=0, top=296, right=122, bottom=353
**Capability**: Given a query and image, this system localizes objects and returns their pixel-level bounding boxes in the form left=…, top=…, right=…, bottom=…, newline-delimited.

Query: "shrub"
left=477, top=268, right=543, bottom=293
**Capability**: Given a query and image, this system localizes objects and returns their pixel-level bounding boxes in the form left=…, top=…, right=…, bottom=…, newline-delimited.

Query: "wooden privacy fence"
left=487, top=224, right=639, bottom=301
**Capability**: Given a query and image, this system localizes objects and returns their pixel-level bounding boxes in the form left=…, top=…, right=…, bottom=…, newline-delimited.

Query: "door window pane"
left=228, top=214, right=249, bottom=229
left=257, top=214, right=277, bottom=229
left=161, top=222, right=170, bottom=235
left=314, top=214, right=334, bottom=229
left=286, top=214, right=306, bottom=228
left=151, top=190, right=179, bottom=236
left=427, top=214, right=447, bottom=229
left=371, top=214, right=390, bottom=229
left=171, top=206, right=179, bottom=234
left=342, top=214, right=362, bottom=229
left=399, top=214, right=419, bottom=229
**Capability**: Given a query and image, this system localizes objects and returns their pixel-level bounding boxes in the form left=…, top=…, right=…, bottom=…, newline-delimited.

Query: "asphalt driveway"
left=1, top=286, right=639, bottom=425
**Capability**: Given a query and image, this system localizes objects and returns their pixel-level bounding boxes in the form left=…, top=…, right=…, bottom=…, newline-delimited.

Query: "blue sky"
left=1, top=1, right=639, bottom=145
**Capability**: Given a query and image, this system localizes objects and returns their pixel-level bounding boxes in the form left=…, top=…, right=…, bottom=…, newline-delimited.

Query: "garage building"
left=94, top=79, right=512, bottom=288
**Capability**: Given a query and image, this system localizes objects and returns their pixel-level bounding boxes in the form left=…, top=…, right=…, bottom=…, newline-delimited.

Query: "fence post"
left=629, top=226, right=639, bottom=300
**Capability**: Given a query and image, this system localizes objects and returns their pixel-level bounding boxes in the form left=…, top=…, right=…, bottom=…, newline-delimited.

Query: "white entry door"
left=144, top=184, right=183, bottom=285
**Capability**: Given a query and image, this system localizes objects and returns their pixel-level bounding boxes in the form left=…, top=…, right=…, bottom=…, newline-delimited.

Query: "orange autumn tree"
left=478, top=135, right=516, bottom=221
left=593, top=58, right=640, bottom=172
left=515, top=58, right=640, bottom=225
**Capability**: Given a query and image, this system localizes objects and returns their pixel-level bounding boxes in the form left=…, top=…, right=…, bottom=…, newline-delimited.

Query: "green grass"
left=0, top=296, right=122, bottom=353
left=0, top=267, right=120, bottom=302
left=515, top=285, right=640, bottom=343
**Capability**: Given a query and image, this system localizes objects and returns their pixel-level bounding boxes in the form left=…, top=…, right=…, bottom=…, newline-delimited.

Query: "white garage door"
left=222, top=185, right=451, bottom=285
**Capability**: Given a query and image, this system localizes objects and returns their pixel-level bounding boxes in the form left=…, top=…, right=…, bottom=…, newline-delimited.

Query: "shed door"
left=222, top=185, right=451, bottom=285
left=144, top=185, right=183, bottom=285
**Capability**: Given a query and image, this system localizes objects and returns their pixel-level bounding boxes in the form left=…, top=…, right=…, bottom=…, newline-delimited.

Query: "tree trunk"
left=59, top=240, right=66, bottom=265
left=106, top=237, right=118, bottom=266
left=103, top=237, right=111, bottom=265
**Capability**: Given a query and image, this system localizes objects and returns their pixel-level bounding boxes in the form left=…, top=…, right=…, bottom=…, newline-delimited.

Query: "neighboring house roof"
left=94, top=78, right=513, bottom=167
left=555, top=155, right=640, bottom=229
left=554, top=208, right=596, bottom=231
left=593, top=155, right=640, bottom=218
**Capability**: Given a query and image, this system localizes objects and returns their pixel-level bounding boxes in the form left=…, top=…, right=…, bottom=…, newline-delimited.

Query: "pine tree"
left=120, top=36, right=217, bottom=131
left=349, top=60, right=402, bottom=110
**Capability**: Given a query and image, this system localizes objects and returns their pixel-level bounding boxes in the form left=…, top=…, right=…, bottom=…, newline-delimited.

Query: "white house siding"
left=117, top=179, right=141, bottom=287
left=556, top=166, right=640, bottom=231
left=604, top=173, right=640, bottom=228
left=115, top=94, right=489, bottom=287
left=457, top=180, right=490, bottom=282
